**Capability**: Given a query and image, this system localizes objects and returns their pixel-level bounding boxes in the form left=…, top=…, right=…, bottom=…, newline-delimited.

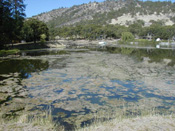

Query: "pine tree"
left=10, top=0, right=26, bottom=42
left=0, top=0, right=25, bottom=48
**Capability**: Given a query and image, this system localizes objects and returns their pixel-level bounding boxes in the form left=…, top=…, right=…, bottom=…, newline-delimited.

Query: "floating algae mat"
left=1, top=48, right=175, bottom=130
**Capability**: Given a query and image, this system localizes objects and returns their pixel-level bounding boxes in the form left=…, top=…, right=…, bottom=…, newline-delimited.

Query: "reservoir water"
left=0, top=47, right=175, bottom=129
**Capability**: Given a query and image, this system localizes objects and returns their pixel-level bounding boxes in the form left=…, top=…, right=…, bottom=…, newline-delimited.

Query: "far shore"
left=2, top=39, right=175, bottom=52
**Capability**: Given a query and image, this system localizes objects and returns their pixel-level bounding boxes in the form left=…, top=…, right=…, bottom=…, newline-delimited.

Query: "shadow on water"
left=0, top=75, right=7, bottom=81
left=107, top=47, right=175, bottom=65
left=0, top=59, right=49, bottom=79
left=21, top=49, right=70, bottom=56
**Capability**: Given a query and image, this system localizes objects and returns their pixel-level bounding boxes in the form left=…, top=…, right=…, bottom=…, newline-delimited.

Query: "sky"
left=24, top=0, right=105, bottom=18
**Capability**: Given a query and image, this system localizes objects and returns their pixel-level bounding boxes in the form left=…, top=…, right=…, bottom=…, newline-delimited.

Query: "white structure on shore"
left=156, top=38, right=161, bottom=42
left=99, top=42, right=107, bottom=47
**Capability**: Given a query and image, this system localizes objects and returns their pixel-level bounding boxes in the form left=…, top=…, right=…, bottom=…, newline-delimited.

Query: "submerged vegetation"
left=1, top=48, right=175, bottom=130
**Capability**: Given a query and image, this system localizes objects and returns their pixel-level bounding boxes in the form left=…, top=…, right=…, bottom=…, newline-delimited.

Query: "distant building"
left=156, top=45, right=160, bottom=48
left=99, top=41, right=107, bottom=46
left=156, top=38, right=161, bottom=42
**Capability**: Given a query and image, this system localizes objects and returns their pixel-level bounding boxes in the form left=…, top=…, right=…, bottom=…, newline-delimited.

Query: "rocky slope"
left=34, top=1, right=125, bottom=24
left=33, top=0, right=175, bottom=27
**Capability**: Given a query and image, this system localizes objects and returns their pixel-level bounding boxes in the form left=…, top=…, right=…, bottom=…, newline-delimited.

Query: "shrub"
left=40, top=34, right=47, bottom=43
left=121, top=32, right=135, bottom=42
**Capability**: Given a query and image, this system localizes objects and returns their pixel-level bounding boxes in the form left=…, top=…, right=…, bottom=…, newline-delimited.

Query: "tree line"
left=0, top=0, right=49, bottom=49
left=50, top=20, right=175, bottom=41
left=1, top=0, right=175, bottom=49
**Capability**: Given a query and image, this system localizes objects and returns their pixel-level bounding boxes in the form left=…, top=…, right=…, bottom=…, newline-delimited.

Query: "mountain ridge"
left=33, top=0, right=175, bottom=28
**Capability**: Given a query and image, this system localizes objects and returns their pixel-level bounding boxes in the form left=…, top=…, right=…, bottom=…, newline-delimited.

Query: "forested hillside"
left=34, top=0, right=175, bottom=28
left=33, top=0, right=175, bottom=40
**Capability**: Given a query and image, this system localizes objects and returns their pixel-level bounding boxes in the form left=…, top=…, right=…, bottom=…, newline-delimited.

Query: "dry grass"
left=77, top=114, right=175, bottom=131
left=0, top=108, right=64, bottom=131
left=76, top=104, right=175, bottom=131
left=1, top=103, right=174, bottom=131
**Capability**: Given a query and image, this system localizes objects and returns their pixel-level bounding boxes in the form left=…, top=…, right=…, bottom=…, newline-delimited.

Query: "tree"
left=0, top=0, right=11, bottom=47
left=10, top=0, right=25, bottom=42
left=0, top=0, right=13, bottom=47
left=114, top=25, right=128, bottom=39
left=21, top=18, right=49, bottom=44
left=0, top=0, right=25, bottom=48
left=121, top=32, right=135, bottom=42
left=129, top=21, right=143, bottom=38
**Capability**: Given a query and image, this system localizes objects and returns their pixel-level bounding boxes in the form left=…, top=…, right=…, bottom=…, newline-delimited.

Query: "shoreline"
left=2, top=39, right=175, bottom=52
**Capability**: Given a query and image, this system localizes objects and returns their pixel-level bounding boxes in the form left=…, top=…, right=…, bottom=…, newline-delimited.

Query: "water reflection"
left=21, top=49, right=70, bottom=56
left=0, top=59, right=49, bottom=79
left=21, top=49, right=88, bottom=57
left=107, top=47, right=175, bottom=66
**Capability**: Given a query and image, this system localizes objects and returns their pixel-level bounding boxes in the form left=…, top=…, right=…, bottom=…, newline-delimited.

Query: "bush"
left=40, top=34, right=47, bottom=43
left=121, top=32, right=135, bottom=42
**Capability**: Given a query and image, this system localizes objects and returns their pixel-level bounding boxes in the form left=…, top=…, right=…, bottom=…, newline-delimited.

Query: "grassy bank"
left=77, top=114, right=175, bottom=131
left=76, top=105, right=175, bottom=131
left=0, top=42, right=50, bottom=57
left=118, top=39, right=159, bottom=47
left=74, top=101, right=175, bottom=131
left=1, top=105, right=174, bottom=131
left=0, top=49, right=20, bottom=57
left=0, top=109, right=63, bottom=131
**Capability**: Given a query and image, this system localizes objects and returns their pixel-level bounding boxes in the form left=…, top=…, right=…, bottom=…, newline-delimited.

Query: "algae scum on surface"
left=1, top=48, right=175, bottom=129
